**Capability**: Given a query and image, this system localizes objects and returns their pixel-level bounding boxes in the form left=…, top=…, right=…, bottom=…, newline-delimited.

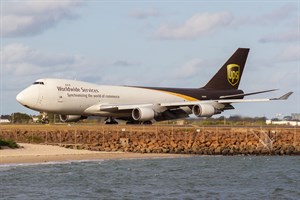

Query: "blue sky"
left=1, top=0, right=299, bottom=118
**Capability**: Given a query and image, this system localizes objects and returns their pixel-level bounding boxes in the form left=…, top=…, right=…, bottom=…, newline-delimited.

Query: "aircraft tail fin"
left=203, top=48, right=249, bottom=90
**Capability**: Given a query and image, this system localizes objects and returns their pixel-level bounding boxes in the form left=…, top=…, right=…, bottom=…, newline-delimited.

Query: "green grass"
left=0, top=139, right=19, bottom=149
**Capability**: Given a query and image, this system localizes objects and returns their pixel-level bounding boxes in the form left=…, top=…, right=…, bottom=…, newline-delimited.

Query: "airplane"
left=16, top=48, right=293, bottom=124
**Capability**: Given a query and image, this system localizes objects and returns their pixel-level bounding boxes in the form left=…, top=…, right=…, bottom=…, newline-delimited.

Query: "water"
left=0, top=156, right=299, bottom=200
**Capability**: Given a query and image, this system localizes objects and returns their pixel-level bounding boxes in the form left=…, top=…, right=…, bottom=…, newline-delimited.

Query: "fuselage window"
left=33, top=82, right=44, bottom=85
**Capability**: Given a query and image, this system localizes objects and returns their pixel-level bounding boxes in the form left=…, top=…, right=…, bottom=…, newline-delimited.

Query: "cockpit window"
left=33, top=81, right=44, bottom=85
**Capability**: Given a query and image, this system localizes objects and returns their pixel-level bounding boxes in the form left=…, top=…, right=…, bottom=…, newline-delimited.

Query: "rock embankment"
left=1, top=125, right=299, bottom=155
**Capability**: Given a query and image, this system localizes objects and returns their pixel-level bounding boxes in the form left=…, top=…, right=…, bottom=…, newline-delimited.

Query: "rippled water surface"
left=0, top=156, right=299, bottom=199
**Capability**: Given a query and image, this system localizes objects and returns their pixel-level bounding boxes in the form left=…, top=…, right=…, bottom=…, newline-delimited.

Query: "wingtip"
left=280, top=91, right=293, bottom=100
left=272, top=91, right=293, bottom=100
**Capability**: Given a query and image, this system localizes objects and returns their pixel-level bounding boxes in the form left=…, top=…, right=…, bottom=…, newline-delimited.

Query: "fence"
left=1, top=125, right=299, bottom=155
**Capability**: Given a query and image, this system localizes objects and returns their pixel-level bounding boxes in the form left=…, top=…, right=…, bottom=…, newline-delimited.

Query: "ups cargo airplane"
left=16, top=48, right=292, bottom=124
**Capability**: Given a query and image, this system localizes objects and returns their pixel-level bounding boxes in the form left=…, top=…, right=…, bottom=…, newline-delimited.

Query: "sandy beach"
left=0, top=143, right=187, bottom=164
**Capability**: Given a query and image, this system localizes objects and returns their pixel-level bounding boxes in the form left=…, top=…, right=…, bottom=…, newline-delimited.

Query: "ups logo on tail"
left=227, top=64, right=240, bottom=86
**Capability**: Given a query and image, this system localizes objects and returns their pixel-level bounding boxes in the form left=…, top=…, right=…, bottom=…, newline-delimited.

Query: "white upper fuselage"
left=16, top=78, right=190, bottom=117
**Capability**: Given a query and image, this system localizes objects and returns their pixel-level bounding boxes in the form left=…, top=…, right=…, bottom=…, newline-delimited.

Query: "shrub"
left=0, top=139, right=19, bottom=149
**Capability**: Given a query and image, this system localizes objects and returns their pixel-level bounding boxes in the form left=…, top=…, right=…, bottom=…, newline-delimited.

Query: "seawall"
left=1, top=125, right=299, bottom=155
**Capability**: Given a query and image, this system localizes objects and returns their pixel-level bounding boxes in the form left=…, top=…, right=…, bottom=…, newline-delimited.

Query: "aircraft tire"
left=142, top=121, right=152, bottom=125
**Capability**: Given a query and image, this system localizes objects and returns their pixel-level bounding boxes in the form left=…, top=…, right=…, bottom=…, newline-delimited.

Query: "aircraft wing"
left=220, top=91, right=293, bottom=103
left=219, top=89, right=278, bottom=99
left=85, top=91, right=293, bottom=113
left=100, top=103, right=155, bottom=111
left=160, top=91, right=293, bottom=107
left=84, top=103, right=157, bottom=113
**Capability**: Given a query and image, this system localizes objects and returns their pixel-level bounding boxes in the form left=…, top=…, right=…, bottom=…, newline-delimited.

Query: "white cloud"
left=129, top=8, right=160, bottom=19
left=1, top=43, right=144, bottom=91
left=112, top=60, right=140, bottom=67
left=2, top=43, right=75, bottom=66
left=173, top=58, right=203, bottom=79
left=1, top=43, right=96, bottom=90
left=259, top=29, right=299, bottom=43
left=276, top=45, right=299, bottom=62
left=233, top=3, right=297, bottom=27
left=262, top=3, right=297, bottom=22
left=2, top=1, right=84, bottom=37
left=154, top=12, right=233, bottom=40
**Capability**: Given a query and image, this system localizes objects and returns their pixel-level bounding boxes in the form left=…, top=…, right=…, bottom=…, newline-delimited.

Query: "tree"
left=11, top=112, right=32, bottom=124
left=0, top=115, right=11, bottom=120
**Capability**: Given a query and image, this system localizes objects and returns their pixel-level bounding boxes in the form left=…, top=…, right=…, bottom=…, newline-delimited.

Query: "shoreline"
left=0, top=143, right=188, bottom=165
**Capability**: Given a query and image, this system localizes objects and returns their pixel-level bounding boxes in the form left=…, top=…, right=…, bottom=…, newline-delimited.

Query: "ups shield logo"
left=227, top=64, right=240, bottom=86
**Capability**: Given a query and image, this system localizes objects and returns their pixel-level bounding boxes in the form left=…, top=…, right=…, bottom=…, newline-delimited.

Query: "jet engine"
left=132, top=107, right=155, bottom=121
left=59, top=115, right=87, bottom=123
left=192, top=104, right=216, bottom=117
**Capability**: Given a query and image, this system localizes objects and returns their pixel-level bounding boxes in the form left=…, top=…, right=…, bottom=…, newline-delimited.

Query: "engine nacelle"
left=192, top=104, right=216, bottom=117
left=132, top=107, right=155, bottom=121
left=59, top=115, right=86, bottom=123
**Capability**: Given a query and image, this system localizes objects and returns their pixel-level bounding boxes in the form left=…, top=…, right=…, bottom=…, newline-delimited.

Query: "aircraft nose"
left=16, top=92, right=25, bottom=103
left=16, top=86, right=39, bottom=108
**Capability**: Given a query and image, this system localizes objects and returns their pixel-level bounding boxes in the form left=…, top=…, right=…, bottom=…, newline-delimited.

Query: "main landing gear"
left=104, top=118, right=153, bottom=125
left=104, top=117, right=119, bottom=124
left=126, top=120, right=152, bottom=125
left=142, top=121, right=152, bottom=125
